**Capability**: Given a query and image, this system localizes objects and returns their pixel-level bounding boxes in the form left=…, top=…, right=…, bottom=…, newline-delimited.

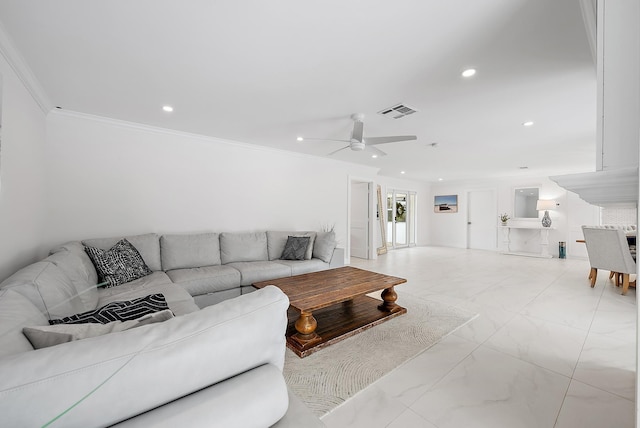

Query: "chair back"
left=582, top=226, right=636, bottom=274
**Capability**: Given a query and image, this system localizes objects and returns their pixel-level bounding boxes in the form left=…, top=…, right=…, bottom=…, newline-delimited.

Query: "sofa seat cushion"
left=166, top=265, right=241, bottom=296
left=220, top=232, right=268, bottom=264
left=0, top=289, right=48, bottom=357
left=161, top=233, right=221, bottom=270
left=227, top=261, right=292, bottom=286
left=46, top=241, right=99, bottom=311
left=0, top=261, right=86, bottom=320
left=274, top=259, right=329, bottom=276
left=82, top=233, right=162, bottom=271
left=97, top=273, right=198, bottom=316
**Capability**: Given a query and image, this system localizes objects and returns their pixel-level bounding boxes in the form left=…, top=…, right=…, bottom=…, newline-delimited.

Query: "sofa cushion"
left=110, top=363, right=289, bottom=428
left=97, top=274, right=199, bottom=316
left=161, top=233, right=221, bottom=271
left=220, top=232, right=268, bottom=264
left=82, top=233, right=162, bottom=271
left=49, top=294, right=170, bottom=325
left=166, top=265, right=241, bottom=296
left=0, top=289, right=48, bottom=357
left=227, top=261, right=291, bottom=286
left=46, top=241, right=99, bottom=311
left=281, top=236, right=311, bottom=261
left=267, top=231, right=316, bottom=260
left=85, top=239, right=153, bottom=288
left=0, top=261, right=86, bottom=320
left=23, top=310, right=174, bottom=350
left=313, top=231, right=337, bottom=263
left=274, top=259, right=329, bottom=276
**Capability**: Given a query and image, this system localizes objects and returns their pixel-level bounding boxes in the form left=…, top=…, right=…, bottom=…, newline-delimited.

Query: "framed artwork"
left=434, top=195, right=458, bottom=213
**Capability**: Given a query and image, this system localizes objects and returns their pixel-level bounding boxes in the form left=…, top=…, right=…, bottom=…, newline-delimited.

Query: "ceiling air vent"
left=377, top=103, right=418, bottom=119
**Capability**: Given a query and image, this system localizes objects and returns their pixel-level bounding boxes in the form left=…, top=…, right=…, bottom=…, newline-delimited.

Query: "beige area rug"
left=283, top=297, right=477, bottom=417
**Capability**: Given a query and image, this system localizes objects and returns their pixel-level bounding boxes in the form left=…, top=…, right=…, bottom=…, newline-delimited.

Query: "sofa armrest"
left=329, top=248, right=345, bottom=269
left=0, top=286, right=289, bottom=428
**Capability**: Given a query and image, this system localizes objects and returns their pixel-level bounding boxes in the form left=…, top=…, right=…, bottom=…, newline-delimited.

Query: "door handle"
left=467, top=222, right=472, bottom=225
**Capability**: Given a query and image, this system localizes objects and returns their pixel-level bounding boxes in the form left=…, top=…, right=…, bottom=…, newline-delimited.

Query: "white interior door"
left=467, top=190, right=497, bottom=250
left=350, top=181, right=370, bottom=259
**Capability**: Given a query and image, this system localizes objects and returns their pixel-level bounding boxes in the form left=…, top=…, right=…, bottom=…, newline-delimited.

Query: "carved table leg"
left=292, top=311, right=320, bottom=345
left=379, top=286, right=400, bottom=312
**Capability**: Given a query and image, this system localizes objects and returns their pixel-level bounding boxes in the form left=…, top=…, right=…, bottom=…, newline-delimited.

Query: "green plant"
left=499, top=213, right=510, bottom=222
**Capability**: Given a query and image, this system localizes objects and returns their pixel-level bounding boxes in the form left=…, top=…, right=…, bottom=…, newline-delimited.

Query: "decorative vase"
left=541, top=210, right=552, bottom=227
left=501, top=221, right=507, bottom=226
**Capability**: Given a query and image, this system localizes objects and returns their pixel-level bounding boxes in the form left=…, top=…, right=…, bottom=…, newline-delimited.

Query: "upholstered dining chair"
left=582, top=225, right=637, bottom=295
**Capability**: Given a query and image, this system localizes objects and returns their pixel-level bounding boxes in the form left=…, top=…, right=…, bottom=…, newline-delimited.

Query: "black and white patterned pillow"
left=84, top=239, right=152, bottom=288
left=49, top=294, right=170, bottom=325
left=281, top=236, right=311, bottom=261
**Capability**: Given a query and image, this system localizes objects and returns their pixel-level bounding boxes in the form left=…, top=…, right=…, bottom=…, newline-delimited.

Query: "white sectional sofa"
left=0, top=230, right=341, bottom=427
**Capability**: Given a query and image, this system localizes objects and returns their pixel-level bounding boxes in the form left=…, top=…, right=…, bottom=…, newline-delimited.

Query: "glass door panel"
left=387, top=192, right=394, bottom=246
left=395, top=193, right=408, bottom=246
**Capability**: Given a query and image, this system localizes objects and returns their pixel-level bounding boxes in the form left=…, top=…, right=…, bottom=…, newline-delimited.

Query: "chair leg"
left=589, top=268, right=597, bottom=287
left=622, top=273, right=630, bottom=295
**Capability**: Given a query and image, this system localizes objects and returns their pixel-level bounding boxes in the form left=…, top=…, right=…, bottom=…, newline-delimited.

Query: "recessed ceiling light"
left=400, top=171, right=406, bottom=174
left=438, top=178, right=444, bottom=181
left=296, top=137, right=304, bottom=141
left=461, top=68, right=476, bottom=78
left=162, top=105, right=173, bottom=112
left=371, top=154, right=378, bottom=158
left=522, top=121, right=534, bottom=127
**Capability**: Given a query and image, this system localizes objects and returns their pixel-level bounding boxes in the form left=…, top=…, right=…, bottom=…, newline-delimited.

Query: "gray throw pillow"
left=23, top=310, right=174, bottom=349
left=313, top=231, right=337, bottom=263
left=84, top=239, right=152, bottom=288
left=282, top=236, right=311, bottom=261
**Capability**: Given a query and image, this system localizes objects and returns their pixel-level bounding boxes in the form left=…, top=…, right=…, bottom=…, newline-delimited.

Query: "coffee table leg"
left=379, top=286, right=400, bottom=312
left=293, top=311, right=319, bottom=342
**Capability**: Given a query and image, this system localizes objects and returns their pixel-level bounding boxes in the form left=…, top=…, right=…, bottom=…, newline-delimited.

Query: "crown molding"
left=0, top=21, right=52, bottom=113
left=50, top=109, right=381, bottom=175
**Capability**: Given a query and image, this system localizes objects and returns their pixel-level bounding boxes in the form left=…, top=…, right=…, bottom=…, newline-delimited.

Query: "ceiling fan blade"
left=327, top=145, right=351, bottom=156
left=351, top=120, right=364, bottom=143
left=365, top=135, right=417, bottom=146
left=302, top=137, right=351, bottom=143
left=366, top=145, right=387, bottom=157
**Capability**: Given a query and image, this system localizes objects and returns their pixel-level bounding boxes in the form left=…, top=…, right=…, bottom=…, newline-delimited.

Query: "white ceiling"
left=0, top=0, right=597, bottom=182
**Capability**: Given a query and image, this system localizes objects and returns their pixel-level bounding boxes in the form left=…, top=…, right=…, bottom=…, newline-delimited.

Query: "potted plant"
left=499, top=213, right=510, bottom=226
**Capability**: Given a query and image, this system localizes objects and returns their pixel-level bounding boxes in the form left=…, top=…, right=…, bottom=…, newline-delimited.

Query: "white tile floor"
left=320, top=247, right=637, bottom=428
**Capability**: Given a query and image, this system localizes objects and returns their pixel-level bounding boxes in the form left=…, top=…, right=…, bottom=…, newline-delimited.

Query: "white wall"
left=427, top=176, right=599, bottom=258
left=0, top=54, right=48, bottom=281
left=43, top=111, right=387, bottom=256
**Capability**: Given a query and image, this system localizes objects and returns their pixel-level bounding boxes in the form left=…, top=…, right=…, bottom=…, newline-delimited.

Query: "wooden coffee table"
left=253, top=266, right=407, bottom=357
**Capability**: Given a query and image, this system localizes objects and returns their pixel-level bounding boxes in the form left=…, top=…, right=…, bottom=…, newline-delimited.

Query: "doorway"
left=387, top=189, right=417, bottom=249
left=350, top=180, right=371, bottom=259
left=467, top=189, right=497, bottom=250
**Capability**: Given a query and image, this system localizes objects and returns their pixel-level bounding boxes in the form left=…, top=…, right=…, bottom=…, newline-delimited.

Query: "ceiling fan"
left=302, top=113, right=417, bottom=157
